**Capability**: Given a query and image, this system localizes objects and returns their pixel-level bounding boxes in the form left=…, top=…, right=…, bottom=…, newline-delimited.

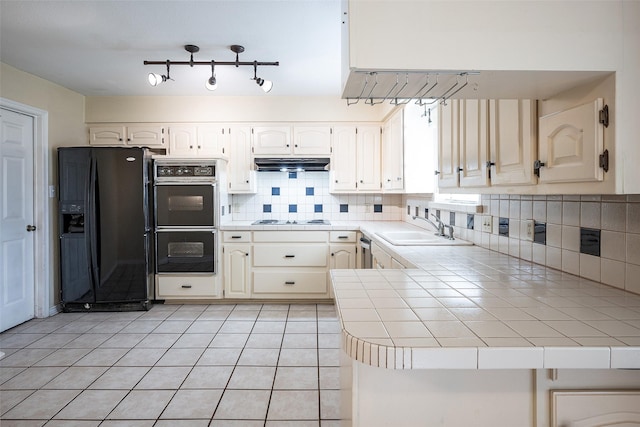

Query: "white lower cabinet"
left=156, top=274, right=220, bottom=299
left=329, top=231, right=357, bottom=270
left=222, top=232, right=252, bottom=298
left=253, top=271, right=328, bottom=295
left=222, top=231, right=335, bottom=299
left=252, top=231, right=329, bottom=298
left=223, top=244, right=251, bottom=299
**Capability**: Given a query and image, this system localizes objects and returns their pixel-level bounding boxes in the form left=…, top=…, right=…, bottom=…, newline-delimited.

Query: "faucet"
left=443, top=224, right=455, bottom=240
left=411, top=215, right=445, bottom=236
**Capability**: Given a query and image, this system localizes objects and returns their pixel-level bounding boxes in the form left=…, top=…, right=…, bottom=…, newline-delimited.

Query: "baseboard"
left=48, top=304, right=61, bottom=317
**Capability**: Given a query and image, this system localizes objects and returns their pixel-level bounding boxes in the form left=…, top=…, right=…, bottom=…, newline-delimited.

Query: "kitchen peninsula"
left=327, top=222, right=640, bottom=427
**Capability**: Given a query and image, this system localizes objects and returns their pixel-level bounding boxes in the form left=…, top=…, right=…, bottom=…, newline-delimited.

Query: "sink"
left=375, top=231, right=473, bottom=246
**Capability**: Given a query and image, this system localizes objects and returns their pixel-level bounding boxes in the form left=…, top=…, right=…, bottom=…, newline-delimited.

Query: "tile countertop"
left=222, top=221, right=640, bottom=370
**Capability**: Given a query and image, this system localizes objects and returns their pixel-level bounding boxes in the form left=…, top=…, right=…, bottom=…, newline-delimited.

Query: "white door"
left=0, top=108, right=35, bottom=332
left=356, top=125, right=381, bottom=191
left=437, top=100, right=460, bottom=188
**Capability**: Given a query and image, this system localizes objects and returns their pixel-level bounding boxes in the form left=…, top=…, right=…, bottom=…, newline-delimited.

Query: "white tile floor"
left=0, top=303, right=342, bottom=426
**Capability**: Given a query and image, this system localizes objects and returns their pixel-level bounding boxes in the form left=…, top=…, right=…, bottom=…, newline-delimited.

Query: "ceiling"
left=0, top=0, right=343, bottom=97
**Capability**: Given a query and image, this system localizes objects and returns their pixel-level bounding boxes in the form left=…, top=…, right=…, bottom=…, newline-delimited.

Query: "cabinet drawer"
left=253, top=270, right=327, bottom=294
left=329, top=231, right=357, bottom=243
left=253, top=245, right=327, bottom=267
left=253, top=231, right=327, bottom=242
left=223, top=231, right=252, bottom=243
left=157, top=275, right=218, bottom=298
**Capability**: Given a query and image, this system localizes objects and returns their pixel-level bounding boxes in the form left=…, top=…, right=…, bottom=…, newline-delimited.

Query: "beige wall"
left=86, top=95, right=385, bottom=123
left=1, top=62, right=86, bottom=310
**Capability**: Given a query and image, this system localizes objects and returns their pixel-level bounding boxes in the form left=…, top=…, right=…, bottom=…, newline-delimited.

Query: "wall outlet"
left=481, top=215, right=493, bottom=233
left=524, top=219, right=535, bottom=241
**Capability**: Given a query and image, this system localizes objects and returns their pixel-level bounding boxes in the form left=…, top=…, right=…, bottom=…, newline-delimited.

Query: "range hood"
left=254, top=157, right=330, bottom=172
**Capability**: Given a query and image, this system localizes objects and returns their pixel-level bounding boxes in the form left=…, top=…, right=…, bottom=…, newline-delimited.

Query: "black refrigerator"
left=58, top=147, right=153, bottom=311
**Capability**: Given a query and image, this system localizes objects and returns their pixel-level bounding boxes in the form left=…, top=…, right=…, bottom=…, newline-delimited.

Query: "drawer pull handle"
left=284, top=255, right=295, bottom=258
left=338, top=235, right=348, bottom=239
left=284, top=281, right=295, bottom=285
left=181, top=285, right=192, bottom=289
left=231, top=235, right=242, bottom=239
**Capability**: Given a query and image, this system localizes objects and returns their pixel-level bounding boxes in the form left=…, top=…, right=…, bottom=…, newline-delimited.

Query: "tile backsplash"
left=406, top=194, right=640, bottom=295
left=231, top=172, right=403, bottom=221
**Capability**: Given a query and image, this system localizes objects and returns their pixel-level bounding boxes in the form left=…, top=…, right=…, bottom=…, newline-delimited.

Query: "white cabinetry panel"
left=437, top=100, right=459, bottom=188
left=538, top=98, right=605, bottom=183
left=459, top=99, right=489, bottom=187
left=488, top=99, right=537, bottom=185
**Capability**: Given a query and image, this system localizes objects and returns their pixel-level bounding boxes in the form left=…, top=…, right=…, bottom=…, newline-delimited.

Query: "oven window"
left=168, top=196, right=204, bottom=212
left=156, top=185, right=214, bottom=227
left=156, top=231, right=215, bottom=273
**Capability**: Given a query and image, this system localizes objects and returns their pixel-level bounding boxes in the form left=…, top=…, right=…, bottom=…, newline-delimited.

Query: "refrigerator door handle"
left=88, top=156, right=100, bottom=292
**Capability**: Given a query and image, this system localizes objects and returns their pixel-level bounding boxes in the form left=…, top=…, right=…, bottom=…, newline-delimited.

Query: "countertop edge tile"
left=543, top=347, right=611, bottom=369
left=477, top=347, right=544, bottom=369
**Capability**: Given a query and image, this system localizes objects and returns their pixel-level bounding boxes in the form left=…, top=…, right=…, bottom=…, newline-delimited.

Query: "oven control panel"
left=155, top=165, right=215, bottom=178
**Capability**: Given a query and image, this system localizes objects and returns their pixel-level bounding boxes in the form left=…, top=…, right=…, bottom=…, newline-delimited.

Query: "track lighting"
left=144, top=44, right=278, bottom=92
left=147, top=60, right=171, bottom=86
left=252, top=61, right=273, bottom=93
left=205, top=60, right=217, bottom=91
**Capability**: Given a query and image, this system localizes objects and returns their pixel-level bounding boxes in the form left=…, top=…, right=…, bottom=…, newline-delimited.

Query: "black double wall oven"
left=154, top=160, right=219, bottom=276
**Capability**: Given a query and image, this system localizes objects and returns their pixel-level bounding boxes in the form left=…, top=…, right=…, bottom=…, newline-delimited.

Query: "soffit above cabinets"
left=341, top=70, right=613, bottom=105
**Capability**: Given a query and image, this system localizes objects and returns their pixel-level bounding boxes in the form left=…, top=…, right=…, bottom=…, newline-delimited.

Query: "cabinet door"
left=538, top=98, right=605, bottom=183
left=356, top=125, right=382, bottom=191
left=252, top=126, right=291, bottom=155
left=128, top=126, right=165, bottom=147
left=169, top=126, right=197, bottom=155
left=437, top=100, right=460, bottom=188
left=89, top=126, right=126, bottom=145
left=330, top=244, right=356, bottom=269
left=488, top=99, right=537, bottom=185
left=228, top=126, right=255, bottom=193
left=223, top=244, right=251, bottom=299
left=198, top=125, right=227, bottom=157
left=293, top=126, right=332, bottom=155
left=382, top=110, right=404, bottom=191
left=459, top=99, right=489, bottom=187
left=330, top=126, right=358, bottom=192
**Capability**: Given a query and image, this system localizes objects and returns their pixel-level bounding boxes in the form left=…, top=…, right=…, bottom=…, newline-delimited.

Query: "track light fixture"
left=148, top=60, right=172, bottom=86
left=205, top=60, right=217, bottom=91
left=144, top=44, right=278, bottom=92
left=253, top=61, right=273, bottom=93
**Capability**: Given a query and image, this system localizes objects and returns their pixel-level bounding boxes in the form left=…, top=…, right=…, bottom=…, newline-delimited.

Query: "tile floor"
left=0, top=303, right=342, bottom=426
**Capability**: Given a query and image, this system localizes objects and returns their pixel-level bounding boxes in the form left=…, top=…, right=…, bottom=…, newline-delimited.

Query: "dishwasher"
left=359, top=235, right=372, bottom=269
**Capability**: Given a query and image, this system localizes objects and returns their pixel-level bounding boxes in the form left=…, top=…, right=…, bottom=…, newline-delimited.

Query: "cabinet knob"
left=387, top=179, right=391, bottom=182
left=360, top=180, right=363, bottom=183
left=435, top=170, right=440, bottom=175
left=456, top=167, right=464, bottom=173
left=127, top=138, right=131, bottom=142
left=246, top=180, right=249, bottom=183
left=181, top=285, right=192, bottom=289
left=284, top=281, right=295, bottom=285
left=198, top=145, right=201, bottom=149
left=26, top=225, right=37, bottom=232
left=486, top=161, right=496, bottom=168
left=245, top=253, right=249, bottom=256
left=335, top=179, right=338, bottom=183
left=286, top=144, right=290, bottom=147
left=189, top=145, right=193, bottom=149
left=295, top=144, right=298, bottom=147
left=284, top=255, right=295, bottom=258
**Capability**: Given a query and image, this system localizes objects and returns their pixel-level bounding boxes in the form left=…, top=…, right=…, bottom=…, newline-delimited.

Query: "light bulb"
left=205, top=76, right=217, bottom=91
left=148, top=73, right=164, bottom=87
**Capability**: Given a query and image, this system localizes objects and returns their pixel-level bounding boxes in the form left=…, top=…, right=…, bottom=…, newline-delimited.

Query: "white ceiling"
left=0, top=0, right=343, bottom=97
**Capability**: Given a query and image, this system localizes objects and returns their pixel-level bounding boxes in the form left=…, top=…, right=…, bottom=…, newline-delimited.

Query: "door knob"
left=26, top=225, right=37, bottom=232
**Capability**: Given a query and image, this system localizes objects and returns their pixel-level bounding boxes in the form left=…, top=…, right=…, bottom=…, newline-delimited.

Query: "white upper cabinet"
left=197, top=125, right=228, bottom=158
left=252, top=124, right=332, bottom=156
left=488, top=99, right=538, bottom=186
left=437, top=100, right=460, bottom=188
left=382, top=109, right=404, bottom=191
left=330, top=125, right=381, bottom=193
left=89, top=125, right=165, bottom=147
left=330, top=126, right=358, bottom=192
left=252, top=125, right=292, bottom=155
left=227, top=126, right=256, bottom=194
left=355, top=125, right=382, bottom=191
left=537, top=98, right=605, bottom=183
left=292, top=125, right=332, bottom=156
left=168, top=126, right=197, bottom=154
left=459, top=99, right=489, bottom=187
